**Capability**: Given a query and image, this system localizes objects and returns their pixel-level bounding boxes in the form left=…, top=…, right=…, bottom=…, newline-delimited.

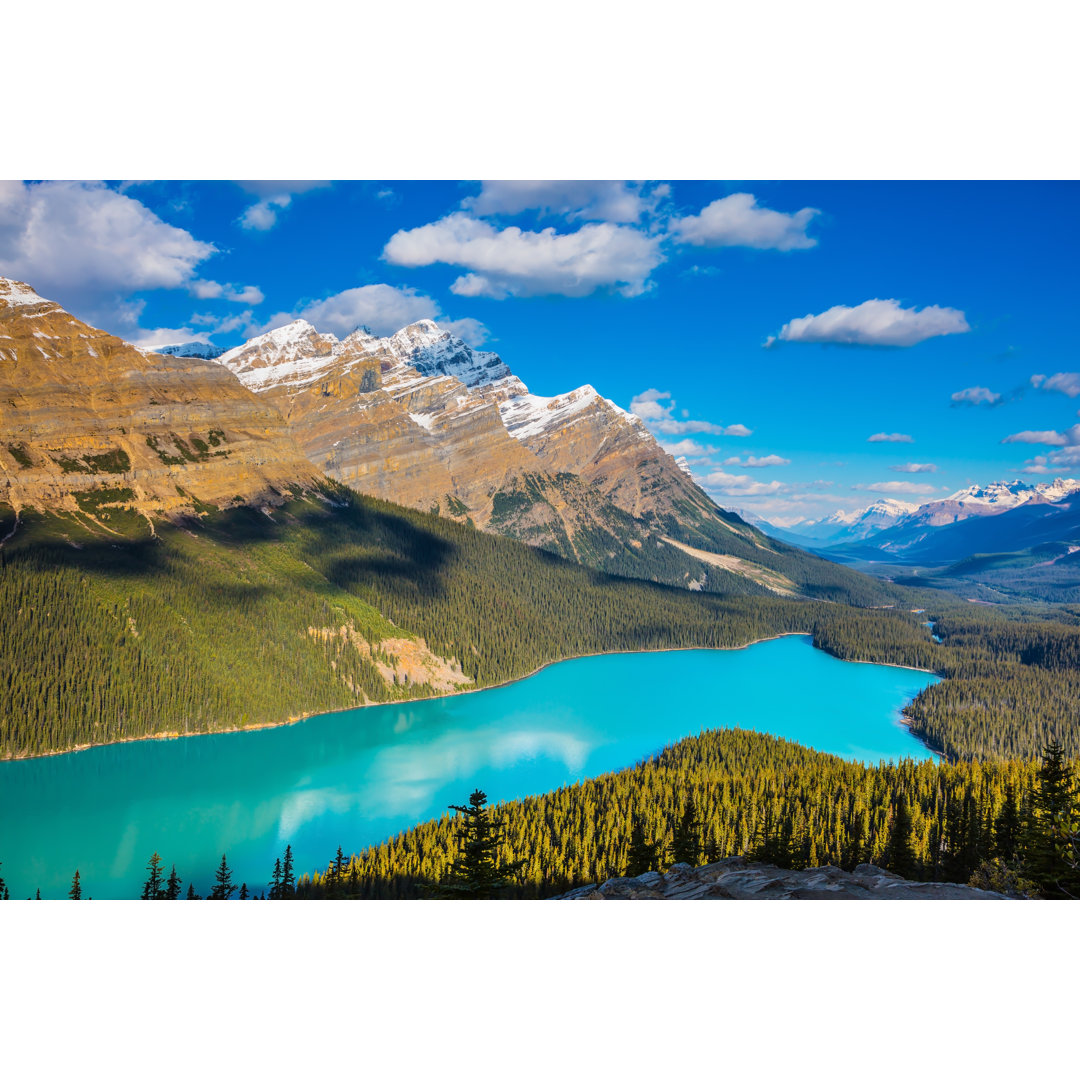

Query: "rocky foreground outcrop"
left=555, top=857, right=1013, bottom=900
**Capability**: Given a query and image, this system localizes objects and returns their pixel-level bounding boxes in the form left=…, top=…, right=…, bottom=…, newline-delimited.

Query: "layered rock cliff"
left=555, top=858, right=1013, bottom=900
left=217, top=318, right=762, bottom=580
left=0, top=278, right=320, bottom=520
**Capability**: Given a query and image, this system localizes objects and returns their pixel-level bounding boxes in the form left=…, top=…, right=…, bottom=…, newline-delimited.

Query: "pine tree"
left=994, top=783, right=1023, bottom=861
left=436, top=789, right=524, bottom=899
left=68, top=870, right=82, bottom=900
left=186, top=883, right=200, bottom=900
left=0, top=862, right=6, bottom=900
left=1025, top=741, right=1080, bottom=899
left=883, top=799, right=919, bottom=880
left=209, top=854, right=237, bottom=900
left=623, top=817, right=660, bottom=877
left=670, top=796, right=702, bottom=867
left=325, top=846, right=348, bottom=899
left=280, top=845, right=296, bottom=899
left=141, top=852, right=165, bottom=900
left=239, top=882, right=249, bottom=900
left=165, top=866, right=182, bottom=900
left=268, top=857, right=283, bottom=900
left=35, top=888, right=41, bottom=899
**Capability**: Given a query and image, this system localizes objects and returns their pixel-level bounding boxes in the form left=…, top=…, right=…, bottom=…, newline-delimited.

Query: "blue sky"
left=2, top=179, right=1077, bottom=524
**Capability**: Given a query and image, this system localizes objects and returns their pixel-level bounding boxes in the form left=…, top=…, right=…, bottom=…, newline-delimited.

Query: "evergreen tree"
left=436, top=789, right=523, bottom=899
left=165, top=865, right=182, bottom=900
left=280, top=845, right=296, bottom=899
left=325, top=847, right=348, bottom=899
left=239, top=882, right=249, bottom=900
left=0, top=862, right=6, bottom=900
left=623, top=817, right=661, bottom=877
left=186, top=883, right=200, bottom=900
left=268, top=857, right=283, bottom=900
left=209, top=854, right=237, bottom=900
left=994, top=783, right=1023, bottom=861
left=1025, top=741, right=1080, bottom=899
left=670, top=796, right=702, bottom=867
left=883, top=799, right=919, bottom=880
left=141, top=852, right=165, bottom=900
left=68, top=869, right=82, bottom=900
left=35, top=888, right=41, bottom=899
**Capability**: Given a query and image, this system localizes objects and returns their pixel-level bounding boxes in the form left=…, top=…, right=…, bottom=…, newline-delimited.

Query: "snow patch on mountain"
left=156, top=342, right=225, bottom=360
left=0, top=278, right=50, bottom=308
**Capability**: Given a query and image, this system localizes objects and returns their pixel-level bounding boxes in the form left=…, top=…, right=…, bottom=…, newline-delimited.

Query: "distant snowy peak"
left=828, top=498, right=917, bottom=527
left=1036, top=477, right=1080, bottom=502
left=945, top=479, right=1039, bottom=509
left=156, top=342, right=225, bottom=360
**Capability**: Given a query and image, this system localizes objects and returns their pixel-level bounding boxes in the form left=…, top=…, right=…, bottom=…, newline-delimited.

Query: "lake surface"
left=0, top=635, right=938, bottom=899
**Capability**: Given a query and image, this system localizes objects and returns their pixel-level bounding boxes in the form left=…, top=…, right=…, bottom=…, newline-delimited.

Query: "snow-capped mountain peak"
left=156, top=341, right=225, bottom=360
left=945, top=479, right=1036, bottom=509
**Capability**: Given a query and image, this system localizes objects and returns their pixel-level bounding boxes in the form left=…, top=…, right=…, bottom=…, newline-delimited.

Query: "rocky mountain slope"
left=556, top=858, right=1012, bottom=900
left=217, top=318, right=888, bottom=602
left=0, top=278, right=319, bottom=522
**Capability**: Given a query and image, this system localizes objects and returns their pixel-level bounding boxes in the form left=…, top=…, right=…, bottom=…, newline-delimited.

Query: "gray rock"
left=553, top=858, right=1015, bottom=900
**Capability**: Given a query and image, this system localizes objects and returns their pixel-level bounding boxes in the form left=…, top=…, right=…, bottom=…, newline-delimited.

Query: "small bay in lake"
left=0, top=635, right=938, bottom=898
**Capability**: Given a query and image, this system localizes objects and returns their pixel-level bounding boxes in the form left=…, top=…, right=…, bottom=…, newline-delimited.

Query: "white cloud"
left=774, top=298, right=970, bottom=347
left=867, top=432, right=914, bottom=443
left=129, top=326, right=213, bottom=349
left=1037, top=372, right=1080, bottom=398
left=951, top=385, right=1001, bottom=406
left=1002, top=430, right=1070, bottom=446
left=462, top=181, right=667, bottom=223
left=189, top=280, right=264, bottom=304
left=698, top=470, right=784, bottom=497
left=235, top=181, right=331, bottom=231
left=670, top=192, right=819, bottom=251
left=722, top=454, right=790, bottom=468
left=0, top=180, right=213, bottom=308
left=383, top=212, right=663, bottom=299
left=853, top=481, right=938, bottom=496
left=257, top=284, right=489, bottom=346
left=890, top=463, right=937, bottom=473
left=660, top=439, right=709, bottom=457
left=628, top=389, right=752, bottom=437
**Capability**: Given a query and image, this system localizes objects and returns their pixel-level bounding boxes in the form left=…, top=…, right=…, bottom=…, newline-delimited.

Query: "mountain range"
left=0, top=276, right=884, bottom=604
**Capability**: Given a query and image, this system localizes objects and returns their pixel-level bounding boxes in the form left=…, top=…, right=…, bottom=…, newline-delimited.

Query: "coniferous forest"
left=5, top=483, right=1080, bottom=898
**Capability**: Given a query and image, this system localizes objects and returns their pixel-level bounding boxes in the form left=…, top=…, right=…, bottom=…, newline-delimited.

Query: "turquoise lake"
left=0, top=635, right=938, bottom=899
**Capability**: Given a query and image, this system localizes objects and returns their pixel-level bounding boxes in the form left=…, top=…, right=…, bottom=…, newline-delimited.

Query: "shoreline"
left=2, top=631, right=941, bottom=763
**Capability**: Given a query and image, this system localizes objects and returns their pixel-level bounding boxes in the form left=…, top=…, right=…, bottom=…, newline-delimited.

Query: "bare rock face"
left=217, top=318, right=744, bottom=562
left=0, top=279, right=320, bottom=518
left=555, top=858, right=1014, bottom=900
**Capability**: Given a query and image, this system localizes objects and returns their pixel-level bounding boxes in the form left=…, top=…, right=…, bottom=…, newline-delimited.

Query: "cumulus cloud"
left=628, top=389, right=752, bottom=437
left=951, top=386, right=1001, bottom=406
left=722, top=454, right=791, bottom=468
left=890, top=463, right=937, bottom=473
left=256, top=283, right=489, bottom=345
left=462, top=181, right=668, bottom=223
left=0, top=180, right=213, bottom=308
left=1034, top=372, right=1080, bottom=398
left=698, top=470, right=784, bottom=497
left=867, top=432, right=914, bottom=443
left=660, top=439, right=710, bottom=457
left=853, top=481, right=939, bottom=496
left=773, top=298, right=970, bottom=347
left=383, top=212, right=663, bottom=299
left=669, top=193, right=819, bottom=251
left=129, top=326, right=214, bottom=350
left=1002, top=430, right=1070, bottom=446
left=236, top=181, right=331, bottom=231
left=189, top=280, right=264, bottom=305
